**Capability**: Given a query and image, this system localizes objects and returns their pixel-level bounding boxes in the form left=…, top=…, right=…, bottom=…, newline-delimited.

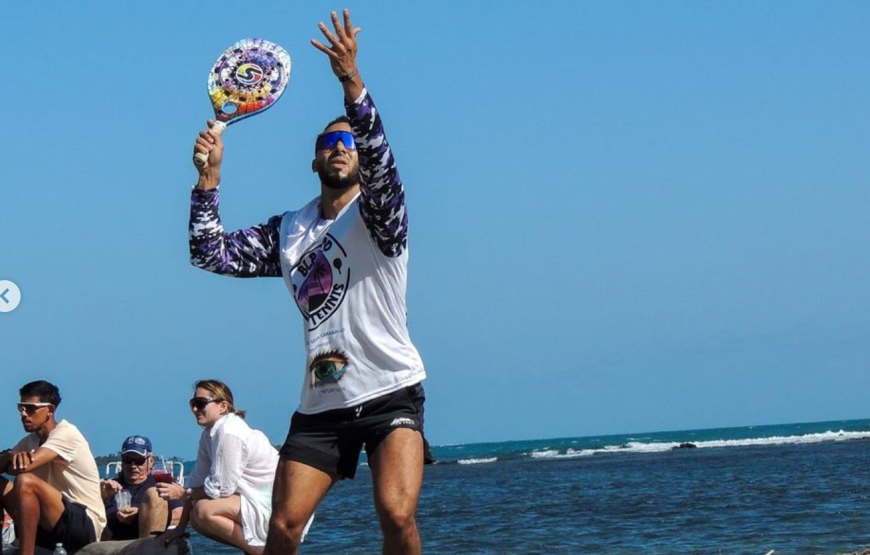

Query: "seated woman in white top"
left=156, top=380, right=291, bottom=555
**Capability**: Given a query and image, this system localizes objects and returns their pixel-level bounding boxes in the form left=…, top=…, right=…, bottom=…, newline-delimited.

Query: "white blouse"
left=186, top=413, right=283, bottom=546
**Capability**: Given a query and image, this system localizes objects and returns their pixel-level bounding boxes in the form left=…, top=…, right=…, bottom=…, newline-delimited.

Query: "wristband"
left=339, top=70, right=358, bottom=83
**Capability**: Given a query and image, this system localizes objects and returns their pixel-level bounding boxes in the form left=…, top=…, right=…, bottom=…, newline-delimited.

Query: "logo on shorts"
left=290, top=234, right=350, bottom=331
left=390, top=417, right=416, bottom=427
left=309, top=349, right=350, bottom=388
left=235, top=63, right=264, bottom=85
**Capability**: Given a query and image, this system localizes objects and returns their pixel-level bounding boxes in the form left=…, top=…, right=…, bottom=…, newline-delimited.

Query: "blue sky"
left=1, top=1, right=868, bottom=459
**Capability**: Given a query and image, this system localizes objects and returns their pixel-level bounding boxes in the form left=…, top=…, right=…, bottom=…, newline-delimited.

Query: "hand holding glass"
left=114, top=490, right=132, bottom=511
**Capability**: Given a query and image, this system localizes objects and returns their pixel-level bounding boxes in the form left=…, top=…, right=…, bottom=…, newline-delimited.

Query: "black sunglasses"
left=189, top=397, right=221, bottom=411
left=122, top=456, right=148, bottom=466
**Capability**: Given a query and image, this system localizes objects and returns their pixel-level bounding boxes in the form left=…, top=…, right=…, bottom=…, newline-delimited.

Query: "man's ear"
left=312, top=158, right=317, bottom=173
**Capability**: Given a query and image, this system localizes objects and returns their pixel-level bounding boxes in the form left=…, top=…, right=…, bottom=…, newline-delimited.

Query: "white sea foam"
left=530, top=449, right=560, bottom=458
left=458, top=457, right=498, bottom=465
left=686, top=429, right=869, bottom=449
left=526, top=430, right=870, bottom=460
left=529, top=448, right=595, bottom=459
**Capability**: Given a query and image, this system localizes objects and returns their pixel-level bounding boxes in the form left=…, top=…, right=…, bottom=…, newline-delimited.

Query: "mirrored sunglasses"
left=316, top=130, right=356, bottom=151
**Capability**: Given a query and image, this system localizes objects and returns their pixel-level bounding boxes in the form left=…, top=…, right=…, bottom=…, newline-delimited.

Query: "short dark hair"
left=20, top=380, right=62, bottom=407
left=315, top=116, right=353, bottom=153
left=321, top=115, right=350, bottom=133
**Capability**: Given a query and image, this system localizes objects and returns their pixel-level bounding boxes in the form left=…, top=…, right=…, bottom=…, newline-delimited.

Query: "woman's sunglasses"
left=122, top=456, right=148, bottom=466
left=189, top=397, right=221, bottom=411
left=315, top=130, right=356, bottom=151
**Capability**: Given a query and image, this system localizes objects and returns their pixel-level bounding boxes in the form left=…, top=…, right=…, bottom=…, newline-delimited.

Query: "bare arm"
left=157, top=486, right=204, bottom=548
left=3, top=447, right=59, bottom=475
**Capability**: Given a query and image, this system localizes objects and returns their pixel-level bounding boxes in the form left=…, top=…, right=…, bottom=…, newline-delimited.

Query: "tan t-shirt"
left=14, top=419, right=107, bottom=539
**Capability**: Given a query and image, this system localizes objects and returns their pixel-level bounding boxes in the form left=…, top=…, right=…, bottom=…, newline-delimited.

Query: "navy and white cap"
left=121, top=435, right=152, bottom=457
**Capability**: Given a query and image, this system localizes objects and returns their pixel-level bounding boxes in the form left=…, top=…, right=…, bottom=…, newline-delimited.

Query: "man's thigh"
left=10, top=473, right=66, bottom=530
left=369, top=428, right=424, bottom=515
left=271, top=459, right=335, bottom=526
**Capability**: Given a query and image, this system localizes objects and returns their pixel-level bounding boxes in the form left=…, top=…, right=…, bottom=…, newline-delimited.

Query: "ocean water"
left=183, top=419, right=870, bottom=554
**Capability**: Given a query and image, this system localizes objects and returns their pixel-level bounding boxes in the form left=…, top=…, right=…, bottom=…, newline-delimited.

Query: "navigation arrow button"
left=0, top=281, right=21, bottom=312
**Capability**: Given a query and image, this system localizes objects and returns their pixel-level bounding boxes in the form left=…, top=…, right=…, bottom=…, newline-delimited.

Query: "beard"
left=316, top=157, right=361, bottom=190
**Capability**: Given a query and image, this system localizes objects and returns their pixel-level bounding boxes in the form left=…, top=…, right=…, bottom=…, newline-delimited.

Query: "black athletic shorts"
left=280, top=382, right=435, bottom=479
left=36, top=495, right=97, bottom=553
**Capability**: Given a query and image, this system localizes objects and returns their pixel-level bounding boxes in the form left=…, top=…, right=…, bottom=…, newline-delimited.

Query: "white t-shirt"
left=280, top=194, right=427, bottom=413
left=14, top=420, right=107, bottom=539
left=186, top=414, right=291, bottom=547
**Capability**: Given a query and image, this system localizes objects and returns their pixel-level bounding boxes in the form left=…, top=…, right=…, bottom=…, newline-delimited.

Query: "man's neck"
left=35, top=418, right=58, bottom=443
left=320, top=184, right=360, bottom=220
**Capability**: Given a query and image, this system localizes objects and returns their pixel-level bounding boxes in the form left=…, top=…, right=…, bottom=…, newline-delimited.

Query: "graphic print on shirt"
left=308, top=349, right=350, bottom=388
left=290, top=233, right=350, bottom=331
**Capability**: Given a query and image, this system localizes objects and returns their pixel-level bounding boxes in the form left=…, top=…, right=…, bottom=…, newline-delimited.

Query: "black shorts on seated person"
left=280, top=383, right=435, bottom=479
left=35, top=495, right=96, bottom=553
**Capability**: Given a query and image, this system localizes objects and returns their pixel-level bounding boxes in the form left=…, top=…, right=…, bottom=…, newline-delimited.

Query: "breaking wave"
left=458, top=457, right=498, bottom=465
left=526, top=430, right=870, bottom=460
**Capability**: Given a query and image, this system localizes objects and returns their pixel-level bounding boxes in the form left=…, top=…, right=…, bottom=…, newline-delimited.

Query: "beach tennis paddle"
left=194, top=38, right=291, bottom=166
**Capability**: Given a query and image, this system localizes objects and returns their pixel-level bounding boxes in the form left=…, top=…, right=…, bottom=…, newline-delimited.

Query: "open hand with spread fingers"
left=312, top=9, right=362, bottom=88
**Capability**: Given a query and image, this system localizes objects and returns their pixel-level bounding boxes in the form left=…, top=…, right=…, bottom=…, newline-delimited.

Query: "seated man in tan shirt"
left=0, top=380, right=107, bottom=555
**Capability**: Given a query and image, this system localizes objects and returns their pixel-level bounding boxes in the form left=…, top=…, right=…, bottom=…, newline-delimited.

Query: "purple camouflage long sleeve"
left=189, top=188, right=282, bottom=277
left=346, top=89, right=408, bottom=257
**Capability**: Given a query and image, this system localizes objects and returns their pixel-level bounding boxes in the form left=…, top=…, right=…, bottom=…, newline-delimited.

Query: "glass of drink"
left=152, top=456, right=174, bottom=484
left=114, top=490, right=132, bottom=511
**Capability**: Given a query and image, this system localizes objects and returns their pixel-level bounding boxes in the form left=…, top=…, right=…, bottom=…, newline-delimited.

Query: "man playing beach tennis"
left=0, top=381, right=107, bottom=555
left=189, top=9, right=430, bottom=554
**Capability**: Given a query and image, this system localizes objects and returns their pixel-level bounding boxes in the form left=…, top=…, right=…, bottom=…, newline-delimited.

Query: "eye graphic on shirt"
left=309, top=349, right=350, bottom=387
left=290, top=233, right=350, bottom=331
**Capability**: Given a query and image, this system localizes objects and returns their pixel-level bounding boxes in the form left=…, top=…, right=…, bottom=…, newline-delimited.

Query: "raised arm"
left=188, top=120, right=283, bottom=277
left=189, top=190, right=283, bottom=277
left=313, top=9, right=408, bottom=258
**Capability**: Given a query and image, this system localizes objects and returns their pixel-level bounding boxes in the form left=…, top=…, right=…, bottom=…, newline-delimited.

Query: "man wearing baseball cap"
left=100, top=435, right=182, bottom=540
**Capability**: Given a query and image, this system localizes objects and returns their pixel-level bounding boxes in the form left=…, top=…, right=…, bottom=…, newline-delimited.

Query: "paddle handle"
left=194, top=120, right=227, bottom=167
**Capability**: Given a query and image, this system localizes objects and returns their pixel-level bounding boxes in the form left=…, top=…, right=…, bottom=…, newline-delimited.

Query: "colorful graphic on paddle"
left=194, top=38, right=291, bottom=166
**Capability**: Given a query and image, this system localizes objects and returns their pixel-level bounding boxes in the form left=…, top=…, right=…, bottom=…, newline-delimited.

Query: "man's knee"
left=268, top=513, right=308, bottom=548
left=141, top=487, right=165, bottom=509
left=376, top=502, right=417, bottom=534
left=13, top=472, right=41, bottom=495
